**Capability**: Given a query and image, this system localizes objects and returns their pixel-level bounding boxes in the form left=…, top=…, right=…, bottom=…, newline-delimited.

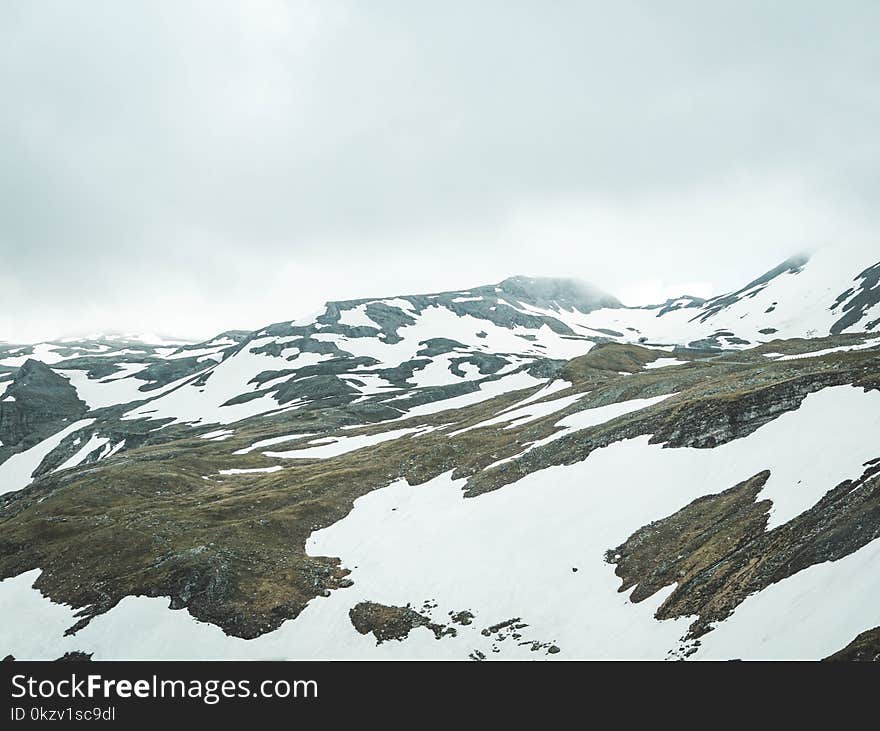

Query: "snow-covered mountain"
left=581, top=247, right=880, bottom=347
left=0, top=246, right=879, bottom=661
left=4, top=247, right=877, bottom=434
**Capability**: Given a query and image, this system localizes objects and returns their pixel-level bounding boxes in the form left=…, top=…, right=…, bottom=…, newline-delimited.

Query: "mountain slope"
left=0, top=247, right=878, bottom=660
left=578, top=247, right=880, bottom=348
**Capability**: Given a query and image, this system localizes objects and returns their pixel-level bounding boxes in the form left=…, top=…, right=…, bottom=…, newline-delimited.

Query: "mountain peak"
left=495, top=275, right=621, bottom=313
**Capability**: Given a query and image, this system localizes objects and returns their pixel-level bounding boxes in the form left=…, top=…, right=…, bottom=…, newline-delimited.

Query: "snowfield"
left=265, top=427, right=430, bottom=460
left=0, top=419, right=95, bottom=496
left=2, top=384, right=878, bottom=660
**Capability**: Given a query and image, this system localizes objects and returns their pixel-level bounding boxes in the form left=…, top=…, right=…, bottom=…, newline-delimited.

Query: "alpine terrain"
left=1, top=245, right=879, bottom=661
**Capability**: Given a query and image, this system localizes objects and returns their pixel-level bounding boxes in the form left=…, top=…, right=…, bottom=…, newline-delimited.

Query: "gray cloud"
left=2, top=1, right=878, bottom=341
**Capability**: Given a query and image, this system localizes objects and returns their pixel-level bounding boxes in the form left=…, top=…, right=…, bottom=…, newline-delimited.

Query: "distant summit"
left=495, top=275, right=622, bottom=313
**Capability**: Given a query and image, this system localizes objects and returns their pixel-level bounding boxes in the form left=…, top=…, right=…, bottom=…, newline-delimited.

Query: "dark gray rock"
left=0, top=360, right=88, bottom=450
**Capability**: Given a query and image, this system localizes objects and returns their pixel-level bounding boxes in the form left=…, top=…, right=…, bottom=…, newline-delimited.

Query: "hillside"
left=0, top=248, right=879, bottom=660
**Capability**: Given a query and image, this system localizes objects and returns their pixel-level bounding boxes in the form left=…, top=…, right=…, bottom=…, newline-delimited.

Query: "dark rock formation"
left=349, top=601, right=449, bottom=644
left=831, top=262, right=880, bottom=335
left=54, top=651, right=93, bottom=662
left=0, top=359, right=87, bottom=449
left=608, top=459, right=880, bottom=641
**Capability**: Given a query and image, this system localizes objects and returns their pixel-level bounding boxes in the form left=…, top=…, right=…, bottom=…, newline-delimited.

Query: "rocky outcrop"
left=54, top=651, right=93, bottom=662
left=0, top=360, right=87, bottom=449
left=824, top=627, right=880, bottom=661
left=831, top=262, right=880, bottom=334
left=607, top=459, right=880, bottom=641
left=606, top=472, right=771, bottom=604
left=648, top=371, right=855, bottom=449
left=349, top=601, right=449, bottom=644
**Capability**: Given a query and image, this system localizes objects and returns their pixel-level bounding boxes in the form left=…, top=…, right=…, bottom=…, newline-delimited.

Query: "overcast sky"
left=2, top=1, right=878, bottom=342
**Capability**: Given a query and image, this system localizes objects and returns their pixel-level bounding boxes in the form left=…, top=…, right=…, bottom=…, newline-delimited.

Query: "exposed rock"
left=349, top=601, right=447, bottom=644
left=0, top=359, right=88, bottom=449
left=831, top=262, right=880, bottom=335
left=824, top=627, right=880, bottom=661
left=608, top=460, right=880, bottom=641
left=54, top=651, right=93, bottom=662
left=450, top=610, right=475, bottom=625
